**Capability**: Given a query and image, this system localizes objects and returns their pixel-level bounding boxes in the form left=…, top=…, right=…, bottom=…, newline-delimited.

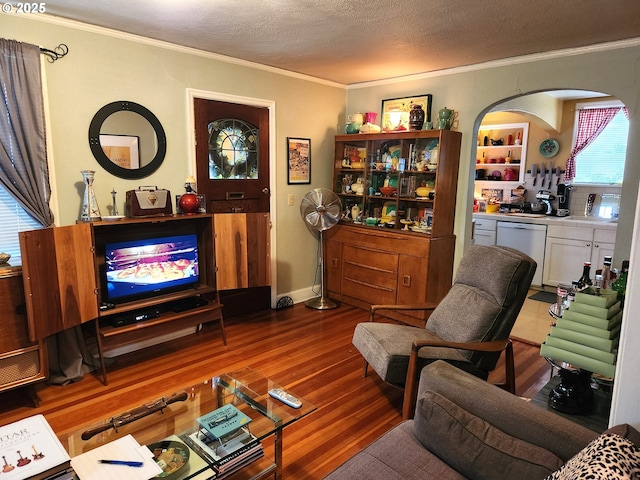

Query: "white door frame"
left=186, top=88, right=278, bottom=308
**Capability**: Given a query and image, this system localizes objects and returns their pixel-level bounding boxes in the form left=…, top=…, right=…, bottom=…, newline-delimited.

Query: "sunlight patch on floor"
left=511, top=290, right=555, bottom=345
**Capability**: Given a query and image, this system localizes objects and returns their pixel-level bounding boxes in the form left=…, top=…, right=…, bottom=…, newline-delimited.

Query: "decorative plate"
left=539, top=138, right=559, bottom=158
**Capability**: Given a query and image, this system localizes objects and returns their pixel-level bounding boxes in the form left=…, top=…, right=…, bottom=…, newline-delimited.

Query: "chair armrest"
left=369, top=303, right=438, bottom=323
left=403, top=338, right=514, bottom=419
left=410, top=338, right=510, bottom=354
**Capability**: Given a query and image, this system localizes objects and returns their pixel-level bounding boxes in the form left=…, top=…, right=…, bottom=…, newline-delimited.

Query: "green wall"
left=1, top=14, right=346, bottom=301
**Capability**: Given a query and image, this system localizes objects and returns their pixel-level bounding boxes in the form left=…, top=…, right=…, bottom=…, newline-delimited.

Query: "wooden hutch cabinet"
left=19, top=214, right=225, bottom=384
left=325, top=129, right=462, bottom=325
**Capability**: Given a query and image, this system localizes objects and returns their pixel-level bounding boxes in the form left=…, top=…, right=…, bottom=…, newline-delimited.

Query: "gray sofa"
left=324, top=361, right=640, bottom=480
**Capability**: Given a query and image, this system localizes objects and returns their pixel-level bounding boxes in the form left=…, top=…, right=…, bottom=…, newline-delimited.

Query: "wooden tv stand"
left=20, top=214, right=226, bottom=385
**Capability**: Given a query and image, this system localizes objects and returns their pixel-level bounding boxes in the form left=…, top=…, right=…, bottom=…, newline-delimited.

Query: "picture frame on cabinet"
left=99, top=134, right=140, bottom=169
left=381, top=94, right=432, bottom=132
left=287, top=137, right=311, bottom=184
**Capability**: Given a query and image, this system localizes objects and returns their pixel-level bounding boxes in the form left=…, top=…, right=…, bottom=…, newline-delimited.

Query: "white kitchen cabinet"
left=473, top=217, right=496, bottom=245
left=591, top=228, right=617, bottom=268
left=543, top=225, right=617, bottom=287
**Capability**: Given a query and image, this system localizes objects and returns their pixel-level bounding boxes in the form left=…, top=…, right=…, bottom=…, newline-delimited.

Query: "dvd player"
left=111, top=306, right=162, bottom=327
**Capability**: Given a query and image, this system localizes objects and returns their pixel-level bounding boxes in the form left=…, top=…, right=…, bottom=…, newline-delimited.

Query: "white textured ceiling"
left=40, top=0, right=640, bottom=85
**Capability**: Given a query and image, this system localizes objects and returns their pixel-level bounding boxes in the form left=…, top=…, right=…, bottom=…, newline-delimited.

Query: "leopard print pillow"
left=546, top=433, right=640, bottom=479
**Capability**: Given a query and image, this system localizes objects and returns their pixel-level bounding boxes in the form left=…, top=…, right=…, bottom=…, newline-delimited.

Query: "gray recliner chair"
left=352, top=244, right=536, bottom=419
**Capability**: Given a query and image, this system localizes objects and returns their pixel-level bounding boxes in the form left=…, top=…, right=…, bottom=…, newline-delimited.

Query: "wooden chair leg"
left=402, top=349, right=420, bottom=420
left=362, top=360, right=369, bottom=377
left=504, top=340, right=516, bottom=394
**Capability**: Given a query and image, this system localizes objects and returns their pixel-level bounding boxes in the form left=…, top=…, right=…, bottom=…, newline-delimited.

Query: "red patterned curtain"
left=564, top=107, right=627, bottom=181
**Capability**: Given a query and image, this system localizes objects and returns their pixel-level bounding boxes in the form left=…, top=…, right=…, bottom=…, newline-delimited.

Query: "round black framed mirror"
left=89, top=101, right=166, bottom=179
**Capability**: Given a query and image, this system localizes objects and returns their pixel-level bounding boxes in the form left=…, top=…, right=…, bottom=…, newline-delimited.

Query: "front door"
left=194, top=98, right=271, bottom=317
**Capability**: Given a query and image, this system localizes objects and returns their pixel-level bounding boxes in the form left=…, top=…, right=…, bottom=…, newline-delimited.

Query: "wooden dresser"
left=0, top=264, right=47, bottom=405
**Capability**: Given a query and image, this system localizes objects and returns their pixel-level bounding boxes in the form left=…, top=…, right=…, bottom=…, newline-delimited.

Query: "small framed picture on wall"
left=287, top=137, right=311, bottom=184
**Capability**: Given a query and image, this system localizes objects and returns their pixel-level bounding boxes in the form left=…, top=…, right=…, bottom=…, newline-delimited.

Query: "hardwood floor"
left=0, top=303, right=551, bottom=478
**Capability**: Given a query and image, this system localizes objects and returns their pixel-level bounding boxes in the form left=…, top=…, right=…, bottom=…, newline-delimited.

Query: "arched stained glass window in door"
left=208, top=119, right=259, bottom=179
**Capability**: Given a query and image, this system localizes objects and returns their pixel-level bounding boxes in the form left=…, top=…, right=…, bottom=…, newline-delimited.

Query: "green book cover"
left=555, top=318, right=620, bottom=339
left=574, top=290, right=618, bottom=308
left=548, top=326, right=618, bottom=352
left=544, top=336, right=616, bottom=364
left=540, top=343, right=617, bottom=378
left=570, top=300, right=621, bottom=319
left=562, top=309, right=622, bottom=330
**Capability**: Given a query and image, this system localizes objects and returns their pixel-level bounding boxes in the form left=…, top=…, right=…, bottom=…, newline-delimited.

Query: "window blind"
left=0, top=186, right=42, bottom=264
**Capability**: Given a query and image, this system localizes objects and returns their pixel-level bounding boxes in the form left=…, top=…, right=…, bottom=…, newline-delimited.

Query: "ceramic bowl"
left=379, top=186, right=397, bottom=196
left=415, top=186, right=433, bottom=197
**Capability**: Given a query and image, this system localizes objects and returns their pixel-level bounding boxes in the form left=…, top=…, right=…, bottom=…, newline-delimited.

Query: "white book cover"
left=0, top=414, right=71, bottom=480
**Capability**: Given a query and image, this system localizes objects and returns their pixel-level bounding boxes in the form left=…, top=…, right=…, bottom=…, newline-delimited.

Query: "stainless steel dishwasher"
left=496, top=221, right=547, bottom=286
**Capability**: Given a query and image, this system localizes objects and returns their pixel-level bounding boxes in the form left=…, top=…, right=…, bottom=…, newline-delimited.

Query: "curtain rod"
left=39, top=44, right=68, bottom=63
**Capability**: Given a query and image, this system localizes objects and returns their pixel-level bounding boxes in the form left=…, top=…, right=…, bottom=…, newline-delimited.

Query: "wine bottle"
left=576, top=262, right=593, bottom=291
left=601, top=255, right=612, bottom=289
left=611, top=260, right=629, bottom=307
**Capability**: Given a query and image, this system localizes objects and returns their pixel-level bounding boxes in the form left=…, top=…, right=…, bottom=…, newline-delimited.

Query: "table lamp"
left=539, top=289, right=621, bottom=414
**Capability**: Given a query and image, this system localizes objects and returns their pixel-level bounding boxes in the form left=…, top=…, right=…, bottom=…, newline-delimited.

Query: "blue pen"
left=99, top=459, right=144, bottom=467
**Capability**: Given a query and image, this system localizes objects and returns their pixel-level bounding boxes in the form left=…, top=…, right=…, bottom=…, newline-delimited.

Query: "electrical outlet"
left=287, top=194, right=294, bottom=206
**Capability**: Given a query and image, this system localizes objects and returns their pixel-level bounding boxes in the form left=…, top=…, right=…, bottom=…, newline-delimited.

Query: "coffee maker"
left=556, top=184, right=572, bottom=216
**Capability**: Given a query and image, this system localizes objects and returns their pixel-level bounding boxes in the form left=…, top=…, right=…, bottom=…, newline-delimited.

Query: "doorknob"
left=262, top=188, right=270, bottom=195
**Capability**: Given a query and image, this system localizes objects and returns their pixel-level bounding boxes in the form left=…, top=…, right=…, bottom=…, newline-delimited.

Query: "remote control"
left=268, top=388, right=302, bottom=409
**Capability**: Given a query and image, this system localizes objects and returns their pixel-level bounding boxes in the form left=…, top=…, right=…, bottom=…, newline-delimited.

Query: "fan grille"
left=300, top=188, right=342, bottom=231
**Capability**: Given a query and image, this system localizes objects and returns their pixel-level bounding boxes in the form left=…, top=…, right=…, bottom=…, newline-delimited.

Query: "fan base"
left=305, top=296, right=339, bottom=310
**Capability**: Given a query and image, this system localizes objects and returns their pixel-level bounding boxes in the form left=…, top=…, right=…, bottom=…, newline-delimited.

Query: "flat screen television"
left=104, top=233, right=200, bottom=304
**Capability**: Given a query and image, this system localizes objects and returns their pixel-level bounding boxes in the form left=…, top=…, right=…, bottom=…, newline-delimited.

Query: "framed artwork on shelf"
left=380, top=95, right=432, bottom=132
left=287, top=137, right=311, bottom=184
left=99, top=134, right=140, bottom=169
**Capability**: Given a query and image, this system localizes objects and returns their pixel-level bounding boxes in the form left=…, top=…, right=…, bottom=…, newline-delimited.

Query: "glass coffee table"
left=58, top=368, right=316, bottom=479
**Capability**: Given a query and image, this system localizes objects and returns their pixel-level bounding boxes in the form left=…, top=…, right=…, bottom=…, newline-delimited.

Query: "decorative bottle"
left=80, top=170, right=102, bottom=222
left=576, top=262, right=593, bottom=291
left=601, top=255, right=612, bottom=289
left=179, top=176, right=201, bottom=214
left=611, top=260, right=629, bottom=307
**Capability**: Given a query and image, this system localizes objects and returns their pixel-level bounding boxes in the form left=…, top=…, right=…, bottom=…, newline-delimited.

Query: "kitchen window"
left=569, top=100, right=629, bottom=185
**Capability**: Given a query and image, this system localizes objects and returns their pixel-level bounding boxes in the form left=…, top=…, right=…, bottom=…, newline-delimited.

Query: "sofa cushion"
left=604, top=423, right=640, bottom=448
left=544, top=433, right=640, bottom=479
left=352, top=323, right=469, bottom=385
left=322, top=421, right=466, bottom=480
left=413, top=390, right=563, bottom=480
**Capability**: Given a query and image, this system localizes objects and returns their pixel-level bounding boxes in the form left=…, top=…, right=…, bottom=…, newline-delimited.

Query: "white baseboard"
left=275, top=286, right=320, bottom=307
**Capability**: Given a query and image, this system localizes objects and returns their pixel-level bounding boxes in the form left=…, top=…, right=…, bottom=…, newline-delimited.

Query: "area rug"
left=528, top=291, right=556, bottom=304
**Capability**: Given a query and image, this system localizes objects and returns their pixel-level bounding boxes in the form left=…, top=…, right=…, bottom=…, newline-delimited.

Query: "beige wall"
left=1, top=14, right=346, bottom=301
left=345, top=47, right=639, bottom=267
left=346, top=45, right=640, bottom=428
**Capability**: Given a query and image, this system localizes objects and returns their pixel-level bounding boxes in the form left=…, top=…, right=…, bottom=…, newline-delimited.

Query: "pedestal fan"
left=300, top=188, right=342, bottom=309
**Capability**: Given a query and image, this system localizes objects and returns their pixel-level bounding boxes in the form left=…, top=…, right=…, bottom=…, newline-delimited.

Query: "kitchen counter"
left=472, top=212, right=618, bottom=231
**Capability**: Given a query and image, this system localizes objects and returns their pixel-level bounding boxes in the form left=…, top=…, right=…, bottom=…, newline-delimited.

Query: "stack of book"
left=183, top=404, right=263, bottom=479
left=540, top=290, right=622, bottom=378
left=0, top=415, right=73, bottom=480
